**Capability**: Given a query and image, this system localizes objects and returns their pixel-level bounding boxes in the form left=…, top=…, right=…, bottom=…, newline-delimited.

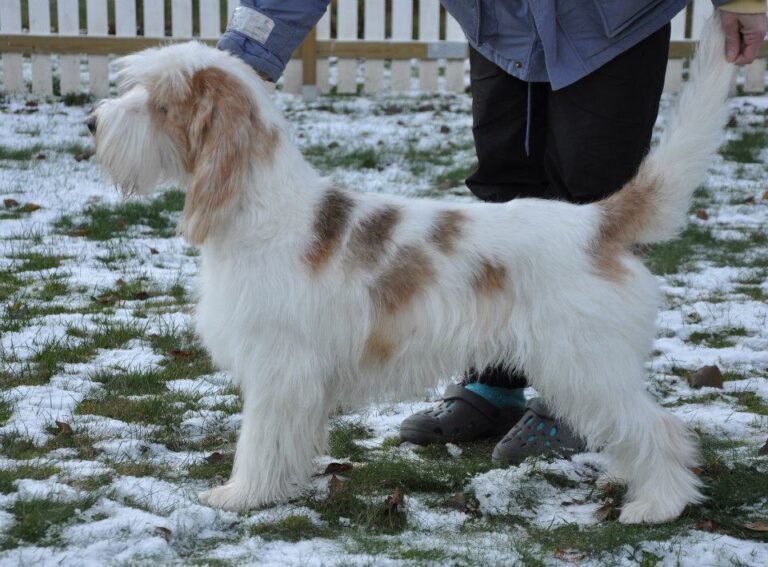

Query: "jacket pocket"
left=592, top=0, right=665, bottom=38
left=441, top=0, right=480, bottom=43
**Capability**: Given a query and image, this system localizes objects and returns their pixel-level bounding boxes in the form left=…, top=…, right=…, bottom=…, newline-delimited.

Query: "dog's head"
left=88, top=42, right=280, bottom=243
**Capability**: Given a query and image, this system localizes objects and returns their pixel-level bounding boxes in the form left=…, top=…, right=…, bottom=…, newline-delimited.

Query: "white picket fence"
left=0, top=0, right=766, bottom=98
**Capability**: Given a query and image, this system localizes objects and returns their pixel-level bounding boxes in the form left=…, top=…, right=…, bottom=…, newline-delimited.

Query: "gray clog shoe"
left=400, top=384, right=526, bottom=445
left=492, top=398, right=586, bottom=463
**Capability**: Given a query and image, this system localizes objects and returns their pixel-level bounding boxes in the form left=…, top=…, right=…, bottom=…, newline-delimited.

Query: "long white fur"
left=91, top=16, right=732, bottom=524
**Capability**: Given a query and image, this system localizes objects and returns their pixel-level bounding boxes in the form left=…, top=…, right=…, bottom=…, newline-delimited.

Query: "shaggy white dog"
left=89, top=16, right=733, bottom=524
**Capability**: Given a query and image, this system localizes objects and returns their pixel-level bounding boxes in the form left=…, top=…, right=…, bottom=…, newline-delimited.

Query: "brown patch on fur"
left=370, top=245, right=435, bottom=314
left=429, top=209, right=467, bottom=254
left=362, top=246, right=436, bottom=364
left=472, top=257, right=507, bottom=295
left=306, top=189, right=356, bottom=273
left=592, top=173, right=656, bottom=281
left=346, top=205, right=401, bottom=269
left=362, top=330, right=397, bottom=365
left=148, top=66, right=280, bottom=244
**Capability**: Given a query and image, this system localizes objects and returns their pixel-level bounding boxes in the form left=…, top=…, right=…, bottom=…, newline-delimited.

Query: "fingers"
left=733, top=35, right=760, bottom=65
left=720, top=12, right=742, bottom=62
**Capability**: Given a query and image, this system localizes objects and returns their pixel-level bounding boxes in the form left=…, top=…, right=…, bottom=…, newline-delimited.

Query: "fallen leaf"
left=759, top=438, right=768, bottom=456
left=384, top=487, right=404, bottom=516
left=440, top=125, right=450, bottom=134
left=115, top=278, right=126, bottom=286
left=328, top=474, right=346, bottom=497
left=595, top=501, right=617, bottom=522
left=555, top=550, right=586, bottom=563
left=36, top=153, right=46, bottom=160
left=154, top=526, right=172, bottom=541
left=3, top=198, right=19, bottom=208
left=133, top=291, right=151, bottom=300
left=444, top=492, right=481, bottom=517
left=115, top=220, right=128, bottom=230
left=205, top=452, right=224, bottom=464
left=323, top=462, right=353, bottom=475
left=742, top=196, right=756, bottom=204
left=383, top=105, right=402, bottom=115
left=149, top=247, right=159, bottom=255
left=691, top=466, right=704, bottom=476
left=96, top=294, right=119, bottom=306
left=166, top=350, right=194, bottom=359
left=328, top=141, right=339, bottom=149
left=74, top=150, right=94, bottom=162
left=25, top=100, right=38, bottom=108
left=561, top=499, right=586, bottom=507
left=697, top=519, right=718, bottom=532
left=763, top=190, right=768, bottom=201
left=54, top=421, right=72, bottom=436
left=416, top=103, right=435, bottom=112
left=20, top=203, right=41, bottom=212
left=726, top=115, right=738, bottom=128
left=687, top=365, right=724, bottom=389
left=743, top=520, right=768, bottom=532
left=695, top=209, right=709, bottom=220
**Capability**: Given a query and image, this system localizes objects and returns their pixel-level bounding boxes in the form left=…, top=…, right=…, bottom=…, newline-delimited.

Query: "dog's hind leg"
left=525, top=328, right=703, bottom=524
left=199, top=351, right=327, bottom=511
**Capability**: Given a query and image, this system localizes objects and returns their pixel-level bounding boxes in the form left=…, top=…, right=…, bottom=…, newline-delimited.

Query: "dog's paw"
left=618, top=500, right=682, bottom=524
left=199, top=483, right=266, bottom=512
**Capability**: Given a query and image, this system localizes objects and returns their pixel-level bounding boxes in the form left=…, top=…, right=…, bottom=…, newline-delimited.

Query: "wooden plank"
left=227, top=0, right=239, bottom=21
left=115, top=0, right=137, bottom=37
left=57, top=0, right=81, bottom=95
left=336, top=0, right=358, bottom=94
left=391, top=0, right=413, bottom=92
left=445, top=12, right=464, bottom=92
left=87, top=0, right=110, bottom=97
left=143, top=0, right=166, bottom=38
left=283, top=61, right=302, bottom=93
left=663, top=7, right=687, bottom=94
left=301, top=27, right=317, bottom=100
left=316, top=6, right=331, bottom=93
left=363, top=0, right=384, bottom=93
left=29, top=0, right=53, bottom=95
left=744, top=58, right=766, bottom=93
left=199, top=0, right=221, bottom=38
left=172, top=0, right=193, bottom=38
left=8, top=35, right=755, bottom=61
left=0, top=0, right=24, bottom=92
left=418, top=0, right=439, bottom=91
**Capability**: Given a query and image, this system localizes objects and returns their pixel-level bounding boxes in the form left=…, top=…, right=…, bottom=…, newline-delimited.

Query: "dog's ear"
left=179, top=67, right=266, bottom=244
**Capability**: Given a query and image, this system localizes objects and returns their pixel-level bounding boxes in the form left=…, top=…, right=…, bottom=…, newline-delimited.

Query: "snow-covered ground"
left=0, top=85, right=766, bottom=566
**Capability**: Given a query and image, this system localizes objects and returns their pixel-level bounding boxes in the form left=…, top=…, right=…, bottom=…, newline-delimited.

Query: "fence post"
left=316, top=6, right=331, bottom=93
left=87, top=0, right=110, bottom=97
left=58, top=0, right=81, bottom=95
left=302, top=27, right=318, bottom=101
left=418, top=0, right=439, bottom=91
left=391, top=0, right=413, bottom=93
left=664, top=7, right=687, bottom=94
left=337, top=0, right=358, bottom=94
left=445, top=12, right=464, bottom=92
left=363, top=0, right=385, bottom=93
left=0, top=1, right=24, bottom=93
left=29, top=0, right=53, bottom=96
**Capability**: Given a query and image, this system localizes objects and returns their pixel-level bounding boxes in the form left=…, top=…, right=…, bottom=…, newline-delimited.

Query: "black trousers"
left=463, top=24, right=671, bottom=389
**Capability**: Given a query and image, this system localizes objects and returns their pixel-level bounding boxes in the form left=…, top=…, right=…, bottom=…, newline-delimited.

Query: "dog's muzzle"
left=85, top=115, right=97, bottom=135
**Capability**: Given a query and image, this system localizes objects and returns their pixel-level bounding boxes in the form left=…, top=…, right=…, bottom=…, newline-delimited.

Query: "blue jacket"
left=218, top=1, right=737, bottom=90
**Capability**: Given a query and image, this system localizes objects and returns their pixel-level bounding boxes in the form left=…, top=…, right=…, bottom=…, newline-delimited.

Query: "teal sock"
left=464, top=383, right=526, bottom=410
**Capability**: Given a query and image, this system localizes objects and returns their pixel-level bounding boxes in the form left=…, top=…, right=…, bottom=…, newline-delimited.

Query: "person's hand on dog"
left=720, top=11, right=768, bottom=64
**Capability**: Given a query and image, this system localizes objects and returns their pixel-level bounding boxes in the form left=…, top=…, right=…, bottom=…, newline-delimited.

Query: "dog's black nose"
left=85, top=115, right=97, bottom=135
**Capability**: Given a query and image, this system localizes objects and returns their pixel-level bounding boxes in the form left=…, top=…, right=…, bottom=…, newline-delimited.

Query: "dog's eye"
left=158, top=105, right=168, bottom=114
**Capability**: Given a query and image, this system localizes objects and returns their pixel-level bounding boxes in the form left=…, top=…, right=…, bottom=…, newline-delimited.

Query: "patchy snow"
left=0, top=87, right=766, bottom=566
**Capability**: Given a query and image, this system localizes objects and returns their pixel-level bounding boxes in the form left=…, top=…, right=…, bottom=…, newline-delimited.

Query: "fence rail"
left=1, top=0, right=766, bottom=98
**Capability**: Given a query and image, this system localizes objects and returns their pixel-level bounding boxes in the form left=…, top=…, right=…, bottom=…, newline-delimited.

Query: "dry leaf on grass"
left=555, top=550, right=586, bottom=562
left=3, top=199, right=19, bottom=208
left=595, top=501, right=617, bottom=522
left=697, top=519, right=718, bottom=532
left=54, top=421, right=73, bottom=436
left=154, top=526, right=172, bottom=541
left=759, top=439, right=768, bottom=456
left=687, top=365, right=724, bottom=389
left=384, top=487, right=404, bottom=516
left=743, top=521, right=768, bottom=532
left=444, top=492, right=481, bottom=517
left=695, top=209, right=709, bottom=220
left=323, top=462, right=353, bottom=475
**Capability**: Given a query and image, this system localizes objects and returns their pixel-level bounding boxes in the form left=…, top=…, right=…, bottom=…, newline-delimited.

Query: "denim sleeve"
left=217, top=0, right=330, bottom=81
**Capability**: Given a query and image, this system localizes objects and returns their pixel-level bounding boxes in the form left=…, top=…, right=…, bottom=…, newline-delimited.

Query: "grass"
left=687, top=327, right=749, bottom=348
left=720, top=131, right=768, bottom=163
left=4, top=496, right=96, bottom=548
left=0, top=465, right=59, bottom=494
left=0, top=144, right=45, bottom=161
left=328, top=420, right=375, bottom=461
left=9, top=252, right=67, bottom=272
left=54, top=190, right=185, bottom=240
left=248, top=515, right=336, bottom=542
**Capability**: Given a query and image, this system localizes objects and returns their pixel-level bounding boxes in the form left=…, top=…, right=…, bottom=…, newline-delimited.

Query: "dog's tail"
left=597, top=15, right=734, bottom=246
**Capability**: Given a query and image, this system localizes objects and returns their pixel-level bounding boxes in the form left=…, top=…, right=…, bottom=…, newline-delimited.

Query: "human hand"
left=720, top=11, right=768, bottom=64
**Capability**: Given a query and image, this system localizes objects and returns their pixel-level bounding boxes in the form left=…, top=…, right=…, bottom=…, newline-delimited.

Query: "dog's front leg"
left=199, top=357, right=327, bottom=511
